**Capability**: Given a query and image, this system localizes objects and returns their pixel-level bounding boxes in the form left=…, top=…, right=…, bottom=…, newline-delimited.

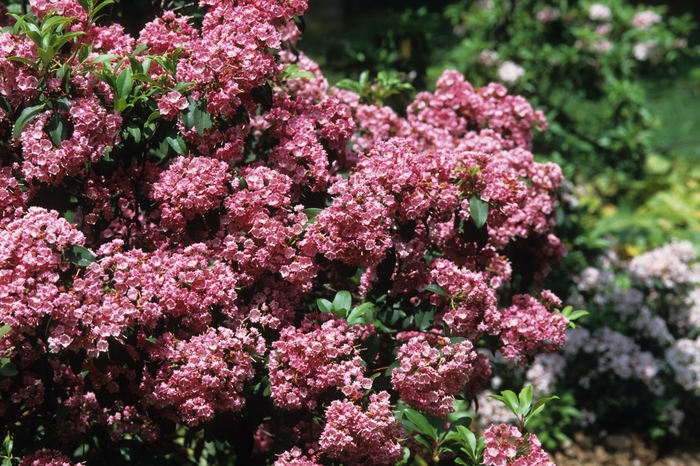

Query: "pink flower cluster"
left=319, top=391, right=404, bottom=465
left=429, top=259, right=499, bottom=339
left=145, top=326, right=265, bottom=425
left=483, top=423, right=553, bottom=466
left=392, top=335, right=489, bottom=417
left=268, top=319, right=373, bottom=410
left=499, top=294, right=569, bottom=364
left=18, top=449, right=77, bottom=466
left=150, top=155, right=232, bottom=229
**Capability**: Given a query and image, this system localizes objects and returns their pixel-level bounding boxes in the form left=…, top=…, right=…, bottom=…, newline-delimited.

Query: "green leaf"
left=316, top=298, right=333, bottom=313
left=52, top=31, right=84, bottom=51
left=489, top=390, right=519, bottom=417
left=116, top=66, right=134, bottom=99
left=414, top=309, right=435, bottom=331
left=567, top=310, right=589, bottom=321
left=13, top=104, right=46, bottom=140
left=456, top=425, right=477, bottom=455
left=7, top=56, right=39, bottom=69
left=46, top=111, right=67, bottom=147
left=469, top=195, right=489, bottom=229
left=302, top=207, right=323, bottom=224
left=165, top=134, right=187, bottom=155
left=518, top=385, right=533, bottom=417
left=145, top=337, right=157, bottom=344
left=425, top=283, right=449, bottom=297
left=0, top=359, right=18, bottom=377
left=0, top=325, right=10, bottom=339
left=125, top=124, right=141, bottom=143
left=63, top=245, right=96, bottom=267
left=333, top=290, right=352, bottom=313
left=403, top=409, right=438, bottom=440
left=347, top=302, right=375, bottom=325
left=385, top=359, right=401, bottom=377
left=131, top=73, right=161, bottom=87
left=413, top=434, right=433, bottom=452
left=526, top=395, right=559, bottom=425
left=189, top=97, right=213, bottom=136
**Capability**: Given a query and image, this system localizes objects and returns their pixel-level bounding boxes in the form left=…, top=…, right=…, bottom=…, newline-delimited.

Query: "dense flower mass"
left=319, top=392, right=404, bottom=465
left=392, top=335, right=488, bottom=417
left=483, top=424, right=554, bottom=466
left=0, top=0, right=569, bottom=463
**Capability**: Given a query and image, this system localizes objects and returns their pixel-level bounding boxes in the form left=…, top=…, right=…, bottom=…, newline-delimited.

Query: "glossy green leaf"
left=425, top=283, right=449, bottom=297
left=403, top=409, right=438, bottom=440
left=316, top=298, right=333, bottom=313
left=518, top=385, right=533, bottom=416
left=469, top=195, right=489, bottom=229
left=64, top=245, right=96, bottom=267
left=347, top=302, right=375, bottom=325
left=116, top=66, right=133, bottom=98
left=0, top=359, right=18, bottom=377
left=333, top=290, right=352, bottom=314
left=13, top=104, right=46, bottom=140
left=165, top=134, right=187, bottom=155
left=46, top=111, right=67, bottom=147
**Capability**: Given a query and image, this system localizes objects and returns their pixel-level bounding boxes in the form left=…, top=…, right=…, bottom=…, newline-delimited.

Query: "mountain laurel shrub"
left=0, top=0, right=578, bottom=464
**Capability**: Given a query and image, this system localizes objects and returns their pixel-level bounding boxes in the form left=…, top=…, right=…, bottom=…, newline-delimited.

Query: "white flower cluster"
left=581, top=328, right=664, bottom=395
left=497, top=61, right=525, bottom=84
left=525, top=353, right=566, bottom=396
left=666, top=337, right=700, bottom=394
left=629, top=240, right=699, bottom=288
left=633, top=41, right=662, bottom=62
left=589, top=3, right=612, bottom=21
left=632, top=10, right=662, bottom=30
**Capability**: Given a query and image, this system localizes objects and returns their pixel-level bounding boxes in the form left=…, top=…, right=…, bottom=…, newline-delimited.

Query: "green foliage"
left=437, top=0, right=696, bottom=185
left=335, top=69, right=414, bottom=106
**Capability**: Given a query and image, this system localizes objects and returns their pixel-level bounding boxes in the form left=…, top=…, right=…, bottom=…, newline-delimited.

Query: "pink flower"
left=483, top=424, right=554, bottom=466
left=632, top=10, right=662, bottom=30
left=319, top=392, right=404, bottom=466
left=392, top=336, right=488, bottom=417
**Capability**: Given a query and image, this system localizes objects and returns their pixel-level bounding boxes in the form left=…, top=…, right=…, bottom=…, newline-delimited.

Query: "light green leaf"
left=333, top=290, right=352, bottom=313
left=347, top=302, right=375, bottom=325
left=116, top=66, right=133, bottom=98
left=469, top=195, right=489, bottom=229
left=302, top=207, right=323, bottom=224
left=63, top=245, right=96, bottom=267
left=0, top=325, right=10, bottom=339
left=316, top=298, right=333, bottom=313
left=518, top=385, right=533, bottom=417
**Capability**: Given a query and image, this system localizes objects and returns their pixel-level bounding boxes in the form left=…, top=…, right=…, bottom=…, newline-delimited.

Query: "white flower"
left=478, top=49, right=499, bottom=66
left=632, top=10, right=662, bottom=30
left=589, top=3, right=612, bottom=21
left=497, top=61, right=525, bottom=83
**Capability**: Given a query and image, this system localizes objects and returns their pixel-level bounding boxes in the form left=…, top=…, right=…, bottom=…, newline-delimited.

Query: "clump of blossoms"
left=483, top=423, right=554, bottom=466
left=392, top=335, right=488, bottom=417
left=0, top=0, right=569, bottom=463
